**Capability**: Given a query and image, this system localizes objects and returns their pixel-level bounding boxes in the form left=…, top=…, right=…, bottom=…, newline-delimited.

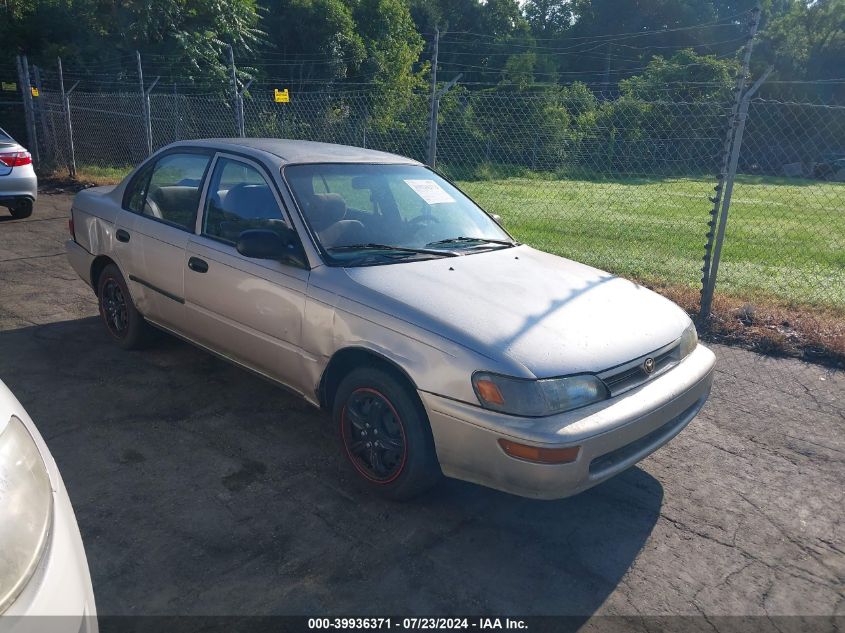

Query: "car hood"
left=341, top=245, right=690, bottom=377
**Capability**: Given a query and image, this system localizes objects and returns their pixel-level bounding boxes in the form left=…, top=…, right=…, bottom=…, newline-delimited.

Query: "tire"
left=334, top=366, right=442, bottom=500
left=97, top=263, right=151, bottom=350
left=9, top=200, right=33, bottom=219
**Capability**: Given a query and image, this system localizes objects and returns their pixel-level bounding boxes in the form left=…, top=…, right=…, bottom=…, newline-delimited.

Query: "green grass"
left=458, top=175, right=845, bottom=312
left=65, top=164, right=133, bottom=186
left=62, top=164, right=845, bottom=311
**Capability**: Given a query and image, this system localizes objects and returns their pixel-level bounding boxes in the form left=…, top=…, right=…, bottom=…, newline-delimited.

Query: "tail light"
left=0, top=151, right=32, bottom=167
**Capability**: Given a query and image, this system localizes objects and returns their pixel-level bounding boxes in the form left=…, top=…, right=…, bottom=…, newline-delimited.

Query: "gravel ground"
left=0, top=193, right=842, bottom=623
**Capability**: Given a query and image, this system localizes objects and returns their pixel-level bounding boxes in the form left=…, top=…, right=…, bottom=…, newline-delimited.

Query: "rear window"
left=0, top=128, right=15, bottom=143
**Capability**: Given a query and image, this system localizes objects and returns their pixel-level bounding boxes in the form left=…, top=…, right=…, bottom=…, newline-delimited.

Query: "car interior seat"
left=307, top=193, right=366, bottom=247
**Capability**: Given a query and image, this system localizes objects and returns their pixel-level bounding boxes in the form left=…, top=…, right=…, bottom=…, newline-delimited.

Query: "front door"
left=184, top=154, right=310, bottom=390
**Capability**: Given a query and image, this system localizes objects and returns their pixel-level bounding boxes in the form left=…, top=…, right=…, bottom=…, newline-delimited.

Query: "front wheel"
left=334, top=367, right=441, bottom=500
left=97, top=263, right=151, bottom=350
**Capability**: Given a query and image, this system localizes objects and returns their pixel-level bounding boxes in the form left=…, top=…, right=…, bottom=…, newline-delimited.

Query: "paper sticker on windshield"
left=404, top=179, right=455, bottom=204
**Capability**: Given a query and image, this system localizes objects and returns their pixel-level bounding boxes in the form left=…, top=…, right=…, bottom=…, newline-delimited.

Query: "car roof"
left=169, top=138, right=421, bottom=166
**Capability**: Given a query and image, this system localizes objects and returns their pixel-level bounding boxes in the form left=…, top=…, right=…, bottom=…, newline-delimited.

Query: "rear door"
left=115, top=150, right=212, bottom=329
left=184, top=153, right=310, bottom=388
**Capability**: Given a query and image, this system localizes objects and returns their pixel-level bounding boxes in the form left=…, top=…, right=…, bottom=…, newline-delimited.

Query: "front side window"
left=141, top=153, right=210, bottom=230
left=202, top=157, right=288, bottom=244
left=285, top=163, right=513, bottom=266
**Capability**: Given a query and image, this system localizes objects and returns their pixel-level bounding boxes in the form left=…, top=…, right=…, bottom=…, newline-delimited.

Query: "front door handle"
left=116, top=229, right=130, bottom=243
left=188, top=256, right=209, bottom=273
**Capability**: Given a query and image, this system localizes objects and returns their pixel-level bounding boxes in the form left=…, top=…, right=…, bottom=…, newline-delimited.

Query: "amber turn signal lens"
left=498, top=439, right=580, bottom=464
left=475, top=379, right=505, bottom=405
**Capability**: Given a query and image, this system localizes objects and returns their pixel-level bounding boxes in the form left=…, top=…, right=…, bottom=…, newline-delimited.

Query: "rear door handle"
left=116, top=229, right=130, bottom=243
left=188, top=256, right=209, bottom=273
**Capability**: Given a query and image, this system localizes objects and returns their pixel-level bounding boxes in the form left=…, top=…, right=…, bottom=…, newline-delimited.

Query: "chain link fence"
left=13, top=72, right=845, bottom=372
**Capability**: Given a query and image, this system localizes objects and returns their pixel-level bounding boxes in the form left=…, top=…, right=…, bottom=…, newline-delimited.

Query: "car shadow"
left=0, top=317, right=663, bottom=617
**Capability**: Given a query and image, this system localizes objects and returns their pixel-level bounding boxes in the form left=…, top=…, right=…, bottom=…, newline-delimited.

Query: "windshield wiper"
left=426, top=236, right=517, bottom=248
left=328, top=243, right=460, bottom=257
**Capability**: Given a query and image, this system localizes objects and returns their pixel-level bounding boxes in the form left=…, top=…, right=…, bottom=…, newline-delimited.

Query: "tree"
left=1, top=0, right=263, bottom=88
left=259, top=0, right=366, bottom=90
left=501, top=52, right=537, bottom=88
left=524, top=0, right=575, bottom=38
left=759, top=0, right=845, bottom=85
left=619, top=49, right=739, bottom=101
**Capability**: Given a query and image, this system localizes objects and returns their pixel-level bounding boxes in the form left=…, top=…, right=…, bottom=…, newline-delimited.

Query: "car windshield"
left=284, top=163, right=514, bottom=265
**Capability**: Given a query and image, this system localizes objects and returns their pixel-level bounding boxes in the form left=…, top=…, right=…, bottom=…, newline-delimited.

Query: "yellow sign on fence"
left=31, top=87, right=39, bottom=97
left=1, top=82, right=16, bottom=92
left=274, top=88, right=290, bottom=103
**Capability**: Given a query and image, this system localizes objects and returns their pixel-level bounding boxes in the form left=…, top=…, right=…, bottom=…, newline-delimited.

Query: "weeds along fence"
left=15, top=76, right=845, bottom=367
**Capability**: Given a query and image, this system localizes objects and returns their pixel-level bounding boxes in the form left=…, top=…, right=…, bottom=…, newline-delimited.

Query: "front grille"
left=599, top=342, right=680, bottom=396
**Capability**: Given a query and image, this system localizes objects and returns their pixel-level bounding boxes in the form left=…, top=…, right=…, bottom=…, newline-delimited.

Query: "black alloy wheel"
left=101, top=278, right=129, bottom=338
left=341, top=387, right=407, bottom=483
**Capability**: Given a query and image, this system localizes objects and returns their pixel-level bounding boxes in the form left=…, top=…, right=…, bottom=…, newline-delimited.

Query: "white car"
left=0, top=380, right=97, bottom=628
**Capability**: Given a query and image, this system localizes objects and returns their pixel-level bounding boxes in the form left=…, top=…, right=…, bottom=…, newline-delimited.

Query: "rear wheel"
left=9, top=199, right=33, bottom=219
left=334, top=367, right=441, bottom=500
left=97, top=263, right=151, bottom=350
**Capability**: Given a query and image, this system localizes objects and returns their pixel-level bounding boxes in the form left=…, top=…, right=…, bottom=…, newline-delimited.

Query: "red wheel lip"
left=340, top=387, right=408, bottom=485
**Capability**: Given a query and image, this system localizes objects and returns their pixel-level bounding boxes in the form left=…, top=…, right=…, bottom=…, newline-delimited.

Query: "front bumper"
left=422, top=344, right=715, bottom=499
left=3, top=476, right=97, bottom=632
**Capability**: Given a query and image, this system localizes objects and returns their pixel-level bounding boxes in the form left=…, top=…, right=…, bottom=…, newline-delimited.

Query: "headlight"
left=0, top=415, right=53, bottom=613
left=472, top=372, right=608, bottom=417
left=679, top=322, right=698, bottom=359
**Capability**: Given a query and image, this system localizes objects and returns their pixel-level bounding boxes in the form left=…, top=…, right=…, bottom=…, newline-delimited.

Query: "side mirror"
left=236, top=228, right=308, bottom=268
left=490, top=213, right=503, bottom=225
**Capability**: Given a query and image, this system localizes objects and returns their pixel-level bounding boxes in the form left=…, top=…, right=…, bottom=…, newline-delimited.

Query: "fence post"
left=33, top=66, right=60, bottom=167
left=57, top=57, right=77, bottom=178
left=361, top=103, right=368, bottom=149
left=173, top=83, right=180, bottom=142
left=427, top=27, right=440, bottom=167
left=145, top=76, right=159, bottom=152
left=700, top=66, right=772, bottom=320
left=227, top=45, right=242, bottom=137
left=238, top=80, right=251, bottom=138
left=485, top=121, right=492, bottom=163
left=16, top=55, right=39, bottom=165
left=699, top=5, right=761, bottom=320
left=136, top=51, right=153, bottom=156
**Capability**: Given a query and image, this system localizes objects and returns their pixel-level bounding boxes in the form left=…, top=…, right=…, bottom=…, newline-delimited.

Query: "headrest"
left=150, top=185, right=199, bottom=209
left=223, top=184, right=279, bottom=220
left=308, top=193, right=347, bottom=230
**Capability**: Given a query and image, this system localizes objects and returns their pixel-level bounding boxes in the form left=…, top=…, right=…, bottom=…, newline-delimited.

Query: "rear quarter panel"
left=72, top=185, right=121, bottom=257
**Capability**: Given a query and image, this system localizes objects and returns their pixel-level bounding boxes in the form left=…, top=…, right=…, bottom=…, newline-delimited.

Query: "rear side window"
left=124, top=163, right=154, bottom=213
left=125, top=152, right=210, bottom=230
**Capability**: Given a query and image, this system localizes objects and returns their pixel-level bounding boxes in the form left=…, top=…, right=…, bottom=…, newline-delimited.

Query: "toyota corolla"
left=65, top=139, right=715, bottom=500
